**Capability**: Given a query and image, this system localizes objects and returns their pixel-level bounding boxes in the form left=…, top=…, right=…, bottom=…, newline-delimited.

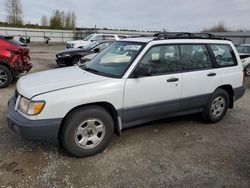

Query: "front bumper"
left=7, top=97, right=62, bottom=142
left=56, top=55, right=71, bottom=66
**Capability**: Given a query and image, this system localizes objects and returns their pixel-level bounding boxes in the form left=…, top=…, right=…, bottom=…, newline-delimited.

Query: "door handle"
left=207, top=73, right=216, bottom=77
left=167, top=78, right=179, bottom=82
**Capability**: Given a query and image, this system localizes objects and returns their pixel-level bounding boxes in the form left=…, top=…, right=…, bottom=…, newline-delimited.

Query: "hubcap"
left=246, top=66, right=250, bottom=76
left=0, top=69, right=8, bottom=86
left=74, top=119, right=105, bottom=149
left=211, top=96, right=225, bottom=118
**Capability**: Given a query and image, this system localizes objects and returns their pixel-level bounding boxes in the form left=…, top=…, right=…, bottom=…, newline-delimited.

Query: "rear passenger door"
left=179, top=44, right=221, bottom=111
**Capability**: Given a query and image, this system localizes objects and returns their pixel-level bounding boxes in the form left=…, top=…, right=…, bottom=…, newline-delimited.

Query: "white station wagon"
left=7, top=33, right=245, bottom=157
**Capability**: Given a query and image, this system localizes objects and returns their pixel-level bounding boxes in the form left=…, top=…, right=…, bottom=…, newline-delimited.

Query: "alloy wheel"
left=74, top=119, right=106, bottom=149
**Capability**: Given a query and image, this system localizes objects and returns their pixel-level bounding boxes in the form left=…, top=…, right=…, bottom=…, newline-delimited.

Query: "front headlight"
left=18, top=97, right=45, bottom=115
left=62, top=54, right=71, bottom=57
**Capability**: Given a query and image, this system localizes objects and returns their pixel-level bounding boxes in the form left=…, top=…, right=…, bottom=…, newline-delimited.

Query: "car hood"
left=17, top=66, right=109, bottom=99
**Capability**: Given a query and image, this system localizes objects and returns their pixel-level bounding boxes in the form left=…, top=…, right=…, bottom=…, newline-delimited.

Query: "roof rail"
left=153, top=32, right=230, bottom=41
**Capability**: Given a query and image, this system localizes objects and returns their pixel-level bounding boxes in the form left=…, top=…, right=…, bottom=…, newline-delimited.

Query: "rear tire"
left=202, top=88, right=229, bottom=123
left=245, top=64, right=250, bottom=76
left=61, top=106, right=114, bottom=158
left=0, top=65, right=13, bottom=88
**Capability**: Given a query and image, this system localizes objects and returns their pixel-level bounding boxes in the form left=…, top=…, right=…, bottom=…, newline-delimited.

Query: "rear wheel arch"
left=0, top=60, right=14, bottom=75
left=217, top=85, right=234, bottom=108
left=58, top=102, right=120, bottom=139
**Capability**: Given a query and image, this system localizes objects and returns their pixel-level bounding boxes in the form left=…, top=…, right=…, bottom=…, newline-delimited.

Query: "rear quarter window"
left=209, top=44, right=237, bottom=67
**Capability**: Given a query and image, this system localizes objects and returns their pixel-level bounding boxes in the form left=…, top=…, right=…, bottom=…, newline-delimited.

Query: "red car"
left=0, top=35, right=32, bottom=88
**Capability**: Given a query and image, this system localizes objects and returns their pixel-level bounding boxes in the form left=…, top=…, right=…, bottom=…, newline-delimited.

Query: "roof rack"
left=153, top=32, right=230, bottom=41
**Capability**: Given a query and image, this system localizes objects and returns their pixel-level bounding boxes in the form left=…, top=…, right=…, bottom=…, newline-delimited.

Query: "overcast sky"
left=0, top=0, right=249, bottom=31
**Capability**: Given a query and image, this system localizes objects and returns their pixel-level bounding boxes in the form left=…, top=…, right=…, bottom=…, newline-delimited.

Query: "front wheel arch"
left=58, top=102, right=120, bottom=140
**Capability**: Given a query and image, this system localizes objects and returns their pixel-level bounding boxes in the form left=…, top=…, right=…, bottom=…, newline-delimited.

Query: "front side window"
left=83, top=34, right=94, bottom=41
left=92, top=36, right=103, bottom=41
left=180, top=44, right=212, bottom=71
left=84, top=41, right=145, bottom=78
left=210, top=44, right=237, bottom=67
left=136, top=45, right=179, bottom=76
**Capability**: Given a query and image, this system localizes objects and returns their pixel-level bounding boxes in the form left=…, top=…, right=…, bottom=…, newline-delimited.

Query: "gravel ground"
left=0, top=43, right=250, bottom=188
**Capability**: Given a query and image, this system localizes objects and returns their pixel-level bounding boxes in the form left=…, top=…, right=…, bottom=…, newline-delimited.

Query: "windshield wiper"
left=80, top=65, right=101, bottom=74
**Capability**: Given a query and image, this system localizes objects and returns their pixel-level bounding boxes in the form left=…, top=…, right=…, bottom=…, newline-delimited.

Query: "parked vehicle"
left=7, top=33, right=245, bottom=157
left=242, top=57, right=250, bottom=76
left=0, top=35, right=32, bottom=88
left=79, top=53, right=98, bottom=65
left=56, top=41, right=113, bottom=66
left=237, top=44, right=250, bottom=59
left=66, top=33, right=126, bottom=49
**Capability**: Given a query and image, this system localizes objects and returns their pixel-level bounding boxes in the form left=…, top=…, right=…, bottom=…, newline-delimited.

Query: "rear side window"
left=210, top=44, right=237, bottom=67
left=180, top=44, right=212, bottom=71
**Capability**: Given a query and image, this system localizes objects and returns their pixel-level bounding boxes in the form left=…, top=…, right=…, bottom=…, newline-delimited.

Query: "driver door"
left=122, top=44, right=182, bottom=128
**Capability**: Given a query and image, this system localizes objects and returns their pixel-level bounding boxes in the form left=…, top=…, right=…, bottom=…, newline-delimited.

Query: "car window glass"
left=137, top=45, right=179, bottom=76
left=93, top=42, right=111, bottom=51
left=86, top=41, right=144, bottom=77
left=237, top=46, right=250, bottom=53
left=83, top=34, right=94, bottom=41
left=92, top=36, right=103, bottom=41
left=180, top=44, right=212, bottom=71
left=210, top=44, right=237, bottom=67
left=103, top=35, right=115, bottom=40
left=118, top=35, right=127, bottom=39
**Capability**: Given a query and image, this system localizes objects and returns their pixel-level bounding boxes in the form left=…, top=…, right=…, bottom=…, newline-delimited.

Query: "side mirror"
left=133, top=66, right=151, bottom=78
left=94, top=48, right=100, bottom=53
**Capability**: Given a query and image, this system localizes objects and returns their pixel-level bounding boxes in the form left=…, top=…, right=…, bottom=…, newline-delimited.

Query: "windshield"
left=82, top=41, right=145, bottom=78
left=237, top=46, right=250, bottom=53
left=83, top=34, right=95, bottom=41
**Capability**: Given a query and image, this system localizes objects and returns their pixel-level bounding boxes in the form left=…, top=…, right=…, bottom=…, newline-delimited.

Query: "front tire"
left=0, top=65, right=13, bottom=88
left=202, top=88, right=229, bottom=123
left=71, top=56, right=81, bottom=66
left=61, top=106, right=114, bottom=158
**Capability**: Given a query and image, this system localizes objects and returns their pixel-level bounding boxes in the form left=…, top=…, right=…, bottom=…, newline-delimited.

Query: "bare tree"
left=71, top=12, right=76, bottom=29
left=60, top=11, right=66, bottom=28
left=5, top=0, right=23, bottom=25
left=203, top=22, right=228, bottom=32
left=65, top=11, right=72, bottom=29
left=50, top=10, right=63, bottom=29
left=41, top=16, right=48, bottom=26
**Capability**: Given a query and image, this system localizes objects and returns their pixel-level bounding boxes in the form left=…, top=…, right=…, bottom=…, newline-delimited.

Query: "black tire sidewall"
left=245, top=64, right=250, bottom=76
left=61, top=106, right=114, bottom=157
left=71, top=56, right=81, bottom=65
left=204, top=89, right=229, bottom=123
left=0, top=65, right=13, bottom=88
